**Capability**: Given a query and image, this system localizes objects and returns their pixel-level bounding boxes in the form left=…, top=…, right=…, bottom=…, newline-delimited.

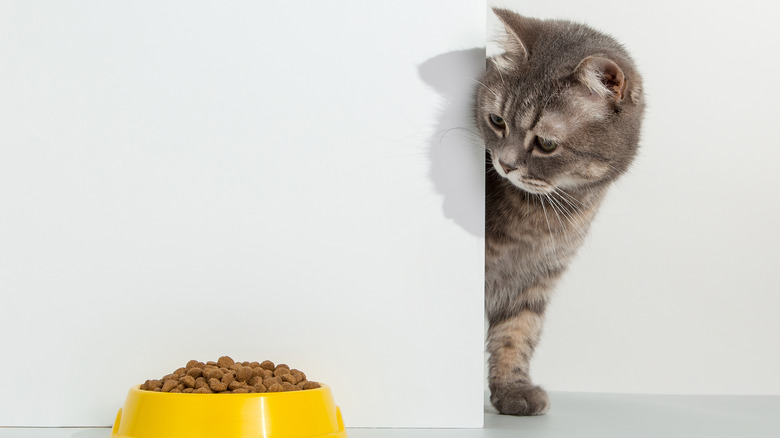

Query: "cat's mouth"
left=491, top=156, right=554, bottom=194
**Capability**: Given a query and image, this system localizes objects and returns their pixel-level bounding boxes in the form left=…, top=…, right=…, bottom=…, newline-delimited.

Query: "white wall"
left=489, top=0, right=780, bottom=394
left=0, top=1, right=486, bottom=427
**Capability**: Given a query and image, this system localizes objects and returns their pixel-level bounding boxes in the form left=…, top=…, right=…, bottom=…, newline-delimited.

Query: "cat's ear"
left=492, top=8, right=538, bottom=61
left=575, top=56, right=628, bottom=102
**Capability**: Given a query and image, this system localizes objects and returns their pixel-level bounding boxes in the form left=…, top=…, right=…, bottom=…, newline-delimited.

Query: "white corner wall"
left=489, top=0, right=780, bottom=395
left=0, top=1, right=486, bottom=427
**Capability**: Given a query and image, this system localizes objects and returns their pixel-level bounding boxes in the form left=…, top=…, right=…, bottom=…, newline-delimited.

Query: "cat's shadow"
left=418, top=48, right=486, bottom=238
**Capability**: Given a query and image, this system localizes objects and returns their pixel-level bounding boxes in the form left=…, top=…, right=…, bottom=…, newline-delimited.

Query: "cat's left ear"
left=492, top=8, right=539, bottom=61
left=574, top=56, right=628, bottom=102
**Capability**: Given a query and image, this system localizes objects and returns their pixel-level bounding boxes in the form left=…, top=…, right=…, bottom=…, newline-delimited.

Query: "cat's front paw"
left=490, top=381, right=550, bottom=416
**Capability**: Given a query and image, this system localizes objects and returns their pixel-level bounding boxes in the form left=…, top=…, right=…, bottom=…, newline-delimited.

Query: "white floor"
left=1, top=392, right=778, bottom=438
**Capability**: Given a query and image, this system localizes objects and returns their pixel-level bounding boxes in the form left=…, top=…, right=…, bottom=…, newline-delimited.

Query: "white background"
left=0, top=1, right=486, bottom=427
left=4, top=0, right=779, bottom=431
left=489, top=0, right=780, bottom=395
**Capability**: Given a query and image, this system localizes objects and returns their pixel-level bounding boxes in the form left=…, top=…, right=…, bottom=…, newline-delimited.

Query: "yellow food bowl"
left=112, top=385, right=346, bottom=438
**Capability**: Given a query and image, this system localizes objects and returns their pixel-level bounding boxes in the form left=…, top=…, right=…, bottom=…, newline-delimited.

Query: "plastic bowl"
left=111, top=385, right=346, bottom=438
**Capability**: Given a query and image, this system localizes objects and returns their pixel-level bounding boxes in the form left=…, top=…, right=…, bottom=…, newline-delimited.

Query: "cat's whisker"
left=551, top=198, right=581, bottom=244
left=430, top=128, right=488, bottom=153
left=470, top=78, right=500, bottom=100
left=551, top=193, right=589, bottom=235
left=547, top=194, right=588, bottom=240
left=489, top=66, right=509, bottom=91
left=550, top=189, right=584, bottom=220
left=550, top=188, right=575, bottom=208
left=554, top=193, right=581, bottom=216
left=544, top=193, right=573, bottom=246
left=553, top=187, right=585, bottom=209
left=538, top=195, right=559, bottom=260
left=430, top=131, right=483, bottom=146
left=435, top=126, right=482, bottom=139
left=544, top=193, right=565, bottom=232
left=551, top=200, right=585, bottom=235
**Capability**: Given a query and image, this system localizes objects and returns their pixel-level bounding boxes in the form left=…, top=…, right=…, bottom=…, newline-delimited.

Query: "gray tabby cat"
left=478, top=9, right=645, bottom=415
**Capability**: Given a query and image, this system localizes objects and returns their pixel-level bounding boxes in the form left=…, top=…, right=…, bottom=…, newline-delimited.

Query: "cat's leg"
left=487, top=307, right=549, bottom=415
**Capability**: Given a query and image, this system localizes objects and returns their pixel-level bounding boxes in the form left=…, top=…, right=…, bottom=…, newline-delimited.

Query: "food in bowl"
left=139, top=356, right=321, bottom=394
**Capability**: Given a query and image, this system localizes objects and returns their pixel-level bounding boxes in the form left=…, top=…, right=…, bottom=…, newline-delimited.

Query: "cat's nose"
left=499, top=160, right=517, bottom=173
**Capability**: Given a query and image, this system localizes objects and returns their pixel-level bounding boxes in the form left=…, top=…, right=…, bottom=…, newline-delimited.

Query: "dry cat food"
left=139, top=356, right=321, bottom=394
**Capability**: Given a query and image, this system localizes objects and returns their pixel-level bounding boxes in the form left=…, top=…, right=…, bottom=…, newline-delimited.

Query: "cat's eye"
left=489, top=114, right=506, bottom=129
left=536, top=137, right=558, bottom=153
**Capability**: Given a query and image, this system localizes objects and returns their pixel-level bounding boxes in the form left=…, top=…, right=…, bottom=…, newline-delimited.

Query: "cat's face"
left=477, top=10, right=644, bottom=195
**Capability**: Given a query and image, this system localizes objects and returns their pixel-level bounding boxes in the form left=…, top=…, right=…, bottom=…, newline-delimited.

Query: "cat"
left=477, top=9, right=645, bottom=416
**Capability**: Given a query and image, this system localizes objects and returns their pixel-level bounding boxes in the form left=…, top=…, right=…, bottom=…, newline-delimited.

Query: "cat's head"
left=477, top=9, right=644, bottom=195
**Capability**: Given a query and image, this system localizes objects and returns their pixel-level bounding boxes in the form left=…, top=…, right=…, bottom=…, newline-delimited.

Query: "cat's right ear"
left=492, top=8, right=538, bottom=61
left=574, top=56, right=628, bottom=102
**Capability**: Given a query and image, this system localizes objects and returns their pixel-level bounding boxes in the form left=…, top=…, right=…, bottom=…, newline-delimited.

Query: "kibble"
left=180, top=375, right=196, bottom=388
left=217, top=356, right=235, bottom=368
left=203, top=368, right=223, bottom=380
left=281, top=382, right=299, bottom=391
left=267, top=383, right=285, bottom=392
left=299, top=381, right=321, bottom=390
left=161, top=380, right=178, bottom=392
left=273, top=367, right=291, bottom=377
left=236, top=367, right=253, bottom=383
left=139, top=356, right=321, bottom=394
left=263, top=376, right=282, bottom=388
left=210, top=377, right=228, bottom=392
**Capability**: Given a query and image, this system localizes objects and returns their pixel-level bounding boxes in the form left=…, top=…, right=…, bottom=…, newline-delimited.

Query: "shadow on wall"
left=418, top=48, right=487, bottom=238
